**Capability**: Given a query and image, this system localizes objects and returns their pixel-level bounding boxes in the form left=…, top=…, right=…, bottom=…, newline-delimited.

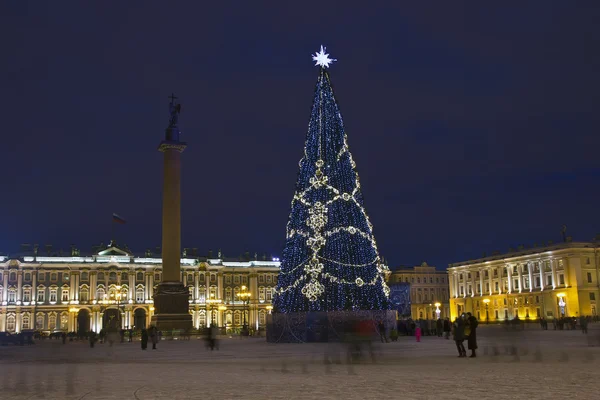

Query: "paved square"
left=1, top=325, right=599, bottom=399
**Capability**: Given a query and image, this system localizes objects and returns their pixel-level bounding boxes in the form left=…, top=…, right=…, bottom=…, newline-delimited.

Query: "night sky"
left=2, top=2, right=599, bottom=269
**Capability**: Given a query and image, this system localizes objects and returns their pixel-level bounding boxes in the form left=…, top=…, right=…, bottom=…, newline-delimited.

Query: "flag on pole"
left=112, top=213, right=126, bottom=224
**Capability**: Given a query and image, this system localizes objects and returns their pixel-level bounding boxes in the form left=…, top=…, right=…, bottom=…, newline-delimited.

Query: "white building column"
left=517, top=265, right=523, bottom=293
left=129, top=272, right=135, bottom=301
left=528, top=262, right=534, bottom=292
left=2, top=272, right=8, bottom=304
left=90, top=273, right=97, bottom=301
left=479, top=270, right=484, bottom=297
left=194, top=272, right=199, bottom=301
left=488, top=268, right=493, bottom=295
left=15, top=311, right=21, bottom=333
left=562, top=259, right=569, bottom=287
left=550, top=259, right=557, bottom=289
left=507, top=265, right=512, bottom=294
left=539, top=260, right=545, bottom=291
left=148, top=274, right=154, bottom=300
left=32, top=272, right=37, bottom=302
left=16, top=272, right=23, bottom=303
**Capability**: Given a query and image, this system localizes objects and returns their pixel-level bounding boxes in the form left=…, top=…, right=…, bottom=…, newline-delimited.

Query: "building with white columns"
left=448, top=241, right=600, bottom=322
left=0, top=244, right=280, bottom=334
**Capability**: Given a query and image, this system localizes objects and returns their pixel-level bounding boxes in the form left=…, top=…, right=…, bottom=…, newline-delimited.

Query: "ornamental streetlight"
left=206, top=294, right=222, bottom=328
left=483, top=298, right=490, bottom=324
left=434, top=302, right=441, bottom=319
left=112, top=285, right=125, bottom=329
left=237, top=285, right=251, bottom=336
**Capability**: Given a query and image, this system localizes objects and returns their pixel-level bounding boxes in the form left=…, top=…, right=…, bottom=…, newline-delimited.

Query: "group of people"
left=140, top=326, right=159, bottom=350
left=452, top=313, right=478, bottom=358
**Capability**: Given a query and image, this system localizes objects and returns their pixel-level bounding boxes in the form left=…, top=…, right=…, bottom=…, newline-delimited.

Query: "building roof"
left=448, top=240, right=599, bottom=269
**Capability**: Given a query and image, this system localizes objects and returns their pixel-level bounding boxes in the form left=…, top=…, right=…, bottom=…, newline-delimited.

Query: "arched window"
left=22, top=314, right=31, bottom=330
left=136, top=287, right=144, bottom=303
left=80, top=286, right=89, bottom=302
left=48, top=314, right=57, bottom=330
left=259, top=310, right=266, bottom=326
left=8, top=288, right=16, bottom=303
left=266, top=287, right=272, bottom=301
left=97, top=287, right=106, bottom=301
left=225, top=288, right=232, bottom=302
left=81, top=272, right=89, bottom=281
left=109, top=272, right=117, bottom=282
left=121, top=272, right=128, bottom=282
left=6, top=315, right=15, bottom=332
left=36, top=314, right=45, bottom=330
left=259, top=287, right=265, bottom=301
left=60, top=313, right=68, bottom=330
left=233, top=286, right=239, bottom=300
left=23, top=287, right=31, bottom=302
left=24, top=273, right=31, bottom=281
left=97, top=272, right=105, bottom=281
left=233, top=311, right=241, bottom=326
left=9, top=272, right=16, bottom=281
left=136, top=272, right=144, bottom=281
left=209, top=286, right=217, bottom=299
left=198, top=310, right=206, bottom=328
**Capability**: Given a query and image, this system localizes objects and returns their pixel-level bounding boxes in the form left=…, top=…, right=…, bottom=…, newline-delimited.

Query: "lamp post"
left=483, top=298, right=490, bottom=324
left=237, top=285, right=251, bottom=336
left=434, top=302, right=441, bottom=320
left=206, top=294, right=222, bottom=328
left=112, top=285, right=125, bottom=329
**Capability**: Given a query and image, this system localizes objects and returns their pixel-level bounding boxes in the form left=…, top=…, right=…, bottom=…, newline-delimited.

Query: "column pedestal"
left=150, top=282, right=192, bottom=331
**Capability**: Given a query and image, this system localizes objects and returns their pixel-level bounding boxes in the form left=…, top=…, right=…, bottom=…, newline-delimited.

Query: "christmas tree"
left=273, top=46, right=391, bottom=313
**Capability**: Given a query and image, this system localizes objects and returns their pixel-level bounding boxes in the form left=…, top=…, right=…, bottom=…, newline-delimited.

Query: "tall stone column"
left=507, top=265, right=513, bottom=294
left=488, top=268, right=492, bottom=295
left=151, top=94, right=192, bottom=331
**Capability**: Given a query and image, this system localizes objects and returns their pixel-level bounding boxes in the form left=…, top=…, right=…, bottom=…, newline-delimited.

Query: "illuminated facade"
left=0, top=245, right=280, bottom=333
left=448, top=242, right=600, bottom=322
left=388, top=263, right=450, bottom=319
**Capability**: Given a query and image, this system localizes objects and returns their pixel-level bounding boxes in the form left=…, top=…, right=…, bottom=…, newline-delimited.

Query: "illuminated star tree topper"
left=312, top=45, right=337, bottom=68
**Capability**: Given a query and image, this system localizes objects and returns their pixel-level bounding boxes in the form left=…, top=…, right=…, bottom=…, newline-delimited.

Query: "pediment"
left=97, top=246, right=130, bottom=257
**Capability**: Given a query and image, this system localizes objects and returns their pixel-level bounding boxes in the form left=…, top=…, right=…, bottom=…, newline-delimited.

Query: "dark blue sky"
left=1, top=2, right=599, bottom=269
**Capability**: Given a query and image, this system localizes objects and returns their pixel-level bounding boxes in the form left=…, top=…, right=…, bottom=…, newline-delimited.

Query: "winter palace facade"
left=448, top=241, right=600, bottom=322
left=0, top=244, right=280, bottom=333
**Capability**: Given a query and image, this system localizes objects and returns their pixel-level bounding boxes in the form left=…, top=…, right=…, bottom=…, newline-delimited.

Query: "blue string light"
left=273, top=63, right=391, bottom=313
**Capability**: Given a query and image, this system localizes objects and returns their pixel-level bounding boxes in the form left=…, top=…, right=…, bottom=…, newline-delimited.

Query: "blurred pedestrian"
left=141, top=328, right=148, bottom=350
left=453, top=315, right=466, bottom=357
left=466, top=312, right=478, bottom=358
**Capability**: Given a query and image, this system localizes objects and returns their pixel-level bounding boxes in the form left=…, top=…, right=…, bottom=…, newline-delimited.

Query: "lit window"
left=8, top=290, right=16, bottom=303
left=37, top=289, right=45, bottom=302
left=23, top=289, right=31, bottom=302
left=81, top=272, right=88, bottom=281
left=259, top=275, right=264, bottom=283
left=137, top=272, right=144, bottom=281
left=36, top=315, right=44, bottom=330
left=62, top=289, right=69, bottom=302
left=22, top=315, right=30, bottom=330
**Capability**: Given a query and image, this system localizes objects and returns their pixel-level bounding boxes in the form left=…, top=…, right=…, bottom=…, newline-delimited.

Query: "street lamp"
left=206, top=294, right=222, bottom=328
left=237, top=285, right=251, bottom=335
left=483, top=298, right=490, bottom=324
left=112, top=285, right=125, bottom=329
left=434, top=302, right=441, bottom=319
left=266, top=305, right=273, bottom=314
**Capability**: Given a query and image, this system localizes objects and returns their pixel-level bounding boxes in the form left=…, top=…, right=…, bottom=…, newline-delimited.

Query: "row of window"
left=1, top=271, right=278, bottom=286
left=458, top=273, right=569, bottom=296
left=457, top=260, right=568, bottom=281
left=395, top=276, right=446, bottom=284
